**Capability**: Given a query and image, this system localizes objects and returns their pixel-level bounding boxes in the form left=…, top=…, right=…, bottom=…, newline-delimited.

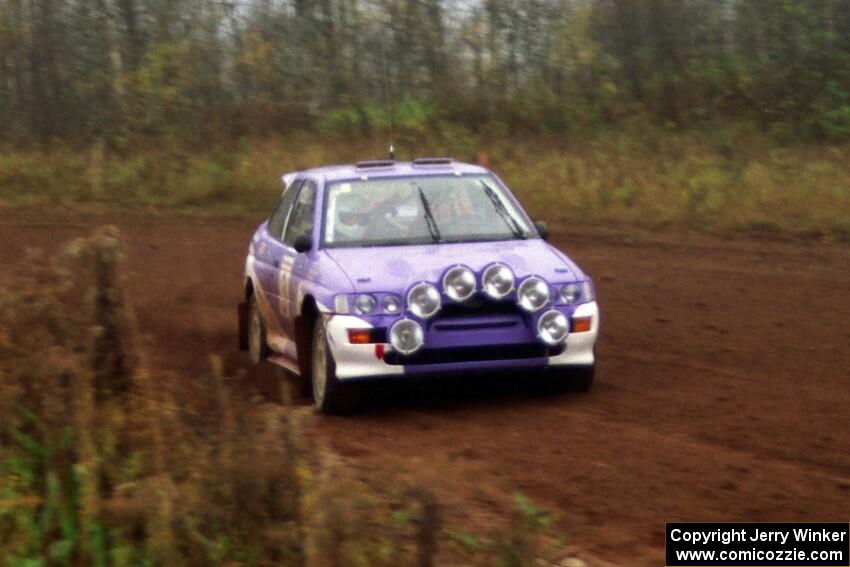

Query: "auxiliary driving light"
left=443, top=266, right=476, bottom=302
left=517, top=276, right=550, bottom=312
left=482, top=263, right=515, bottom=300
left=538, top=310, right=569, bottom=346
left=389, top=319, right=424, bottom=355
left=407, top=282, right=441, bottom=319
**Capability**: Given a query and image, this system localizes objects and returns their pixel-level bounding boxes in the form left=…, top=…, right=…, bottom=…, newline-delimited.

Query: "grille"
left=437, top=297, right=523, bottom=319
left=383, top=342, right=564, bottom=366
left=426, top=298, right=529, bottom=333
left=432, top=319, right=517, bottom=332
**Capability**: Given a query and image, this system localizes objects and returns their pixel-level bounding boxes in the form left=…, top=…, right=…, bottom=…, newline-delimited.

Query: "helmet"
left=334, top=192, right=369, bottom=241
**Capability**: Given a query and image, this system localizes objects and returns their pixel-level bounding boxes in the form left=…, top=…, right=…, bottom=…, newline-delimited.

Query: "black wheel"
left=310, top=317, right=360, bottom=414
left=248, top=295, right=270, bottom=364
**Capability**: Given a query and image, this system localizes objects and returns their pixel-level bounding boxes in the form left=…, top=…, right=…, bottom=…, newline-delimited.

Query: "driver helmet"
left=389, top=189, right=422, bottom=225
left=335, top=192, right=370, bottom=241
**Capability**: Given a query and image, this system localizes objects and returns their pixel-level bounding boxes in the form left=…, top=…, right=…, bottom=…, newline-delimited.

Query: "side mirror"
left=293, top=234, right=313, bottom=253
left=534, top=220, right=550, bottom=241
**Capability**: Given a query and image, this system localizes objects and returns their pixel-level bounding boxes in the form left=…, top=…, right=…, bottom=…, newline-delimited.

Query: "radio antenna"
left=381, top=26, right=395, bottom=161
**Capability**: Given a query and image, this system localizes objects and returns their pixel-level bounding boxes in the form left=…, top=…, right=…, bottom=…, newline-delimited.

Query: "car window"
left=284, top=180, right=317, bottom=245
left=323, top=174, right=533, bottom=247
left=268, top=179, right=302, bottom=240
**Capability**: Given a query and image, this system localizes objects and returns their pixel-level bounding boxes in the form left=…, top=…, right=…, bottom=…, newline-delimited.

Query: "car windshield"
left=323, top=174, right=535, bottom=247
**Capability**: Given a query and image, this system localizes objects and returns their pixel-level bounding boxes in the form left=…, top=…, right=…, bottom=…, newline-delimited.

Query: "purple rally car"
left=238, top=158, right=599, bottom=413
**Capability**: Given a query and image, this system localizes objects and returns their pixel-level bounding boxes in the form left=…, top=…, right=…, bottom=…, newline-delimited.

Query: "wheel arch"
left=245, top=277, right=255, bottom=300
left=238, top=276, right=255, bottom=351
left=295, top=294, right=320, bottom=378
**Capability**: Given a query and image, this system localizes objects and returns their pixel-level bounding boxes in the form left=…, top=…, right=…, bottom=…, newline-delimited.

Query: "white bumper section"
left=325, top=315, right=401, bottom=380
left=547, top=301, right=599, bottom=367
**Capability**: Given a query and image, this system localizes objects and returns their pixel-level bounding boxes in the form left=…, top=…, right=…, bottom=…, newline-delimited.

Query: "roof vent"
left=355, top=160, right=395, bottom=169
left=412, top=157, right=453, bottom=166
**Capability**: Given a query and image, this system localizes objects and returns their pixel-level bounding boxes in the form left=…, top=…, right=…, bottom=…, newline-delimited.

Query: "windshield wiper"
left=480, top=180, right=525, bottom=239
left=414, top=183, right=442, bottom=243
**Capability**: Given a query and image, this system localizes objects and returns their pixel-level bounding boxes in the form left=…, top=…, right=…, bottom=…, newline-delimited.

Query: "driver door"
left=279, top=179, right=318, bottom=337
left=255, top=179, right=301, bottom=343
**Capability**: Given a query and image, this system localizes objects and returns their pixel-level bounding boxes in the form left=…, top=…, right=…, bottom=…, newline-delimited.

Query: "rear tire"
left=311, top=317, right=360, bottom=414
left=248, top=295, right=270, bottom=364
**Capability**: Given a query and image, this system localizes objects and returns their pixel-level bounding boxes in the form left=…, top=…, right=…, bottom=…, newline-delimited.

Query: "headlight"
left=482, top=263, right=515, bottom=300
left=560, top=283, right=580, bottom=304
left=334, top=294, right=350, bottom=314
left=442, top=266, right=476, bottom=302
left=517, top=277, right=550, bottom=312
left=538, top=310, right=568, bottom=345
left=407, top=282, right=441, bottom=319
left=582, top=280, right=595, bottom=302
left=354, top=294, right=376, bottom=314
left=382, top=295, right=401, bottom=314
left=560, top=281, right=594, bottom=304
left=390, top=319, right=424, bottom=355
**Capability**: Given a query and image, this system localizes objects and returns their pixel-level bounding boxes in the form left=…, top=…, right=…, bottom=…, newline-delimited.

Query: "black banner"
left=666, top=523, right=849, bottom=566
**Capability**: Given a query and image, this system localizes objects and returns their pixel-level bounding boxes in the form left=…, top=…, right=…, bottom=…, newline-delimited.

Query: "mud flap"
left=237, top=302, right=249, bottom=351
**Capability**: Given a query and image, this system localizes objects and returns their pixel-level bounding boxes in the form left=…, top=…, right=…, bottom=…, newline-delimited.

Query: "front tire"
left=248, top=295, right=270, bottom=364
left=311, top=317, right=360, bottom=414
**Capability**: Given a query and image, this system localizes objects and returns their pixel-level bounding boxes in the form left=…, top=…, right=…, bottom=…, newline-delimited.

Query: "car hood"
left=323, top=239, right=582, bottom=293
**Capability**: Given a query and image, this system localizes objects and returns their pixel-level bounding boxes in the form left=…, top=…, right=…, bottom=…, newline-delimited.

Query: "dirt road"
left=2, top=212, right=849, bottom=565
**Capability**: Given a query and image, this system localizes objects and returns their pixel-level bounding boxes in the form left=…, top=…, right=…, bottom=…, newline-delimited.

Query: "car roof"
left=296, top=159, right=490, bottom=183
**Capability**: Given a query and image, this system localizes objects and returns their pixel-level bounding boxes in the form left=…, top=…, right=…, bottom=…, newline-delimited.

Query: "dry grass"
left=0, top=229, right=568, bottom=566
left=1, top=128, right=849, bottom=240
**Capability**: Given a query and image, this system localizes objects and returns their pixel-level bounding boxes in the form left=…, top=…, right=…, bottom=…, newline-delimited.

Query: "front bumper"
left=326, top=301, right=599, bottom=381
